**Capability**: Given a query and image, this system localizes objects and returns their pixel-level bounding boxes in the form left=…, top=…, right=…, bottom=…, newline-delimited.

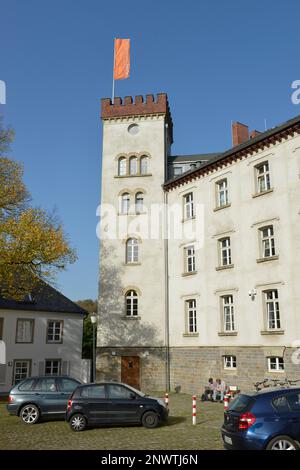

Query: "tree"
left=76, top=299, right=98, bottom=359
left=0, top=117, right=76, bottom=299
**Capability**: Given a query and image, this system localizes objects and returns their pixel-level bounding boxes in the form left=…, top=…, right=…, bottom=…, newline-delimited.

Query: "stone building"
left=97, top=93, right=300, bottom=393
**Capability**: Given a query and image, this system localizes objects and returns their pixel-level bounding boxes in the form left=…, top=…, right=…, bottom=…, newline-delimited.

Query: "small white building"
left=0, top=283, right=88, bottom=393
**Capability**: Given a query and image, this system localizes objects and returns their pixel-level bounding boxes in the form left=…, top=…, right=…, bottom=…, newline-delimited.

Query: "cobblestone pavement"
left=0, top=393, right=224, bottom=450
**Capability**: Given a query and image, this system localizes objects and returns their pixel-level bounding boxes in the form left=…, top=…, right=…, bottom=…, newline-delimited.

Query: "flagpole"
left=112, top=38, right=116, bottom=104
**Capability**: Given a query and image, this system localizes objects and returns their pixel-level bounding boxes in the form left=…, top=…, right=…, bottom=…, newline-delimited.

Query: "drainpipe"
left=164, top=122, right=171, bottom=392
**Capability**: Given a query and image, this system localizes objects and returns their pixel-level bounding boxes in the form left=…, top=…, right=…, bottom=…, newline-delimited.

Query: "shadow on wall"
left=97, top=243, right=163, bottom=349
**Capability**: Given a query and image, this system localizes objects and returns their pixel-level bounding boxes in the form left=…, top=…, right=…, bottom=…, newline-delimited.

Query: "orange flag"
left=113, top=38, right=130, bottom=80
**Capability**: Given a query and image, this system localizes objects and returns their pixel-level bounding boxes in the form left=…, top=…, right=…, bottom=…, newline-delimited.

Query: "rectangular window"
left=268, top=357, right=284, bottom=372
left=223, top=355, right=237, bottom=369
left=0, top=318, right=3, bottom=340
left=219, top=237, right=232, bottom=266
left=45, top=359, right=61, bottom=376
left=256, top=161, right=271, bottom=193
left=186, top=299, right=197, bottom=333
left=222, top=295, right=235, bottom=332
left=13, top=360, right=31, bottom=384
left=174, top=167, right=183, bottom=176
left=184, top=192, right=194, bottom=219
left=47, top=321, right=63, bottom=343
left=185, top=246, right=196, bottom=273
left=260, top=226, right=276, bottom=258
left=16, top=319, right=34, bottom=343
left=265, top=290, right=281, bottom=330
left=216, top=179, right=229, bottom=207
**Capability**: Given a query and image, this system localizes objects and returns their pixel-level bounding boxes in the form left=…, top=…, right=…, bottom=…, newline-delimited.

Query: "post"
left=164, top=392, right=169, bottom=407
left=192, top=395, right=197, bottom=425
left=93, top=323, right=96, bottom=382
left=224, top=394, right=230, bottom=411
left=112, top=38, right=116, bottom=104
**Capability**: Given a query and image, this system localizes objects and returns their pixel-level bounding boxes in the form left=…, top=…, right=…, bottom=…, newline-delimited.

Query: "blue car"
left=221, top=387, right=300, bottom=450
left=7, top=376, right=81, bottom=424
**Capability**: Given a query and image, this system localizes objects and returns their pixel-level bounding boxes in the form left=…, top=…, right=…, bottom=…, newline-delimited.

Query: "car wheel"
left=69, top=413, right=87, bottom=432
left=20, top=404, right=40, bottom=425
left=142, top=411, right=160, bottom=429
left=266, top=435, right=299, bottom=450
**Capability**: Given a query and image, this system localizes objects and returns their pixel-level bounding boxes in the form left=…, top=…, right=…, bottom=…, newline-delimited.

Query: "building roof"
left=168, top=153, right=220, bottom=164
left=0, top=282, right=88, bottom=316
left=164, top=113, right=300, bottom=190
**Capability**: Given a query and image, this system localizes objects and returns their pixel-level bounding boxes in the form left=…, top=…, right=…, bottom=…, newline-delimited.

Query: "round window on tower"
left=128, top=124, right=139, bottom=135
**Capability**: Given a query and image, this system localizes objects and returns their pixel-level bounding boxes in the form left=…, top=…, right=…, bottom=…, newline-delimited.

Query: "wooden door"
left=121, top=356, right=140, bottom=390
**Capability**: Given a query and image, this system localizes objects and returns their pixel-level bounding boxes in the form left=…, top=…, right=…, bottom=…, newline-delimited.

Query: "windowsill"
left=46, top=341, right=63, bottom=344
left=213, top=203, right=231, bottom=212
left=115, top=174, right=152, bottom=178
left=182, top=216, right=196, bottom=223
left=218, top=331, right=238, bottom=336
left=123, top=262, right=141, bottom=266
left=118, top=211, right=147, bottom=216
left=216, top=264, right=234, bottom=271
left=183, top=333, right=199, bottom=337
left=252, top=188, right=274, bottom=198
left=267, top=370, right=285, bottom=374
left=223, top=368, right=237, bottom=372
left=122, top=316, right=141, bottom=320
left=182, top=271, right=198, bottom=277
left=256, top=255, right=279, bottom=263
left=261, top=329, right=285, bottom=335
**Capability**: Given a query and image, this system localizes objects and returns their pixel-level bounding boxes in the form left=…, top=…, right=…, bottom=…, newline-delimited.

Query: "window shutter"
left=62, top=361, right=69, bottom=375
left=38, top=361, right=44, bottom=376
left=0, top=364, right=6, bottom=384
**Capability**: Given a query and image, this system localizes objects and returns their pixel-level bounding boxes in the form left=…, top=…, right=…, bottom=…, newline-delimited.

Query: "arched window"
left=126, top=290, right=138, bottom=316
left=118, top=157, right=127, bottom=176
left=120, top=193, right=130, bottom=214
left=140, top=156, right=149, bottom=175
left=135, top=192, right=144, bottom=213
left=129, top=157, right=138, bottom=175
left=126, top=238, right=139, bottom=263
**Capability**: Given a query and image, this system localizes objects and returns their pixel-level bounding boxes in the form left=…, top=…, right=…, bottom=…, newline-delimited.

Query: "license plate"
left=224, top=435, right=232, bottom=445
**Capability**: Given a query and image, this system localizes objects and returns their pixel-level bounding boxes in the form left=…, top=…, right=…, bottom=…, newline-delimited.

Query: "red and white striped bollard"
left=224, top=394, right=230, bottom=411
left=164, top=392, right=169, bottom=407
left=192, top=395, right=197, bottom=425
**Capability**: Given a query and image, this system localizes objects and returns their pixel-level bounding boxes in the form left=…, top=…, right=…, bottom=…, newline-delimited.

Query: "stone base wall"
left=96, top=346, right=300, bottom=394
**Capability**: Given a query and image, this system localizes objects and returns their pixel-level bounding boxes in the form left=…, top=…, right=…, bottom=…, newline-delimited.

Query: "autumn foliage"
left=0, top=117, right=76, bottom=299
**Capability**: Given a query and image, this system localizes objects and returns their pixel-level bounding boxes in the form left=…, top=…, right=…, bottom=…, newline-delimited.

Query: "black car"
left=66, top=382, right=169, bottom=431
left=7, top=376, right=81, bottom=424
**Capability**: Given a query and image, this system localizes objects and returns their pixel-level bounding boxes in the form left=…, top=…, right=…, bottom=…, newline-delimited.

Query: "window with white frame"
left=126, top=238, right=139, bottom=263
left=47, top=320, right=63, bottom=343
left=216, top=179, right=229, bottom=207
left=129, top=156, right=138, bottom=175
left=260, top=225, right=276, bottom=258
left=183, top=192, right=194, bottom=219
left=120, top=193, right=130, bottom=214
left=223, top=355, right=237, bottom=369
left=186, top=299, right=197, bottom=334
left=45, top=359, right=61, bottom=376
left=174, top=166, right=183, bottom=176
left=184, top=246, right=196, bottom=273
left=140, top=156, right=149, bottom=175
left=264, top=290, right=281, bottom=330
left=219, top=237, right=232, bottom=266
left=16, top=319, right=34, bottom=343
left=13, top=360, right=31, bottom=384
left=256, top=161, right=271, bottom=193
left=135, top=192, right=144, bottom=213
left=126, top=290, right=138, bottom=316
left=268, top=357, right=284, bottom=372
left=118, top=157, right=127, bottom=176
left=222, top=295, right=235, bottom=332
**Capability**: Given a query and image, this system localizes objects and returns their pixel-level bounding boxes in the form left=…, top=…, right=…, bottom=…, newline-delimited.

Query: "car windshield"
left=228, top=394, right=254, bottom=412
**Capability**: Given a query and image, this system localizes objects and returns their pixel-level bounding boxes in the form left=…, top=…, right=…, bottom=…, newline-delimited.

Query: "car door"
left=34, top=377, right=64, bottom=415
left=56, top=377, right=81, bottom=411
left=83, top=384, right=108, bottom=423
left=286, top=391, right=300, bottom=440
left=106, top=384, right=141, bottom=423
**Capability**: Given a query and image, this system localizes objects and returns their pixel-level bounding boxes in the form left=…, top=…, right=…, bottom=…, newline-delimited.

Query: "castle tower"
left=97, top=94, right=173, bottom=390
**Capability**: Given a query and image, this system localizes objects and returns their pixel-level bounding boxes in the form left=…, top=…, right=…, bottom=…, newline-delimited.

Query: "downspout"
left=164, top=121, right=171, bottom=392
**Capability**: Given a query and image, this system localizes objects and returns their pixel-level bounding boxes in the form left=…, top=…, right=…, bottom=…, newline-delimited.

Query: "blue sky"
left=1, top=0, right=299, bottom=301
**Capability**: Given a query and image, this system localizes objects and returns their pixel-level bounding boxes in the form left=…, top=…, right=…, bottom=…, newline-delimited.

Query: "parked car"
left=221, top=387, right=300, bottom=450
left=66, top=382, right=169, bottom=431
left=7, top=376, right=81, bottom=424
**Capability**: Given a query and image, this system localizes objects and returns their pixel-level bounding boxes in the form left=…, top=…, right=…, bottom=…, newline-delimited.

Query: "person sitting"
left=202, top=378, right=216, bottom=401
left=213, top=378, right=227, bottom=402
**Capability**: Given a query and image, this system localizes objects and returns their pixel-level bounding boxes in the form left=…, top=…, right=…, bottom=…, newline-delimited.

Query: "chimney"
left=250, top=129, right=261, bottom=139
left=232, top=122, right=249, bottom=146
